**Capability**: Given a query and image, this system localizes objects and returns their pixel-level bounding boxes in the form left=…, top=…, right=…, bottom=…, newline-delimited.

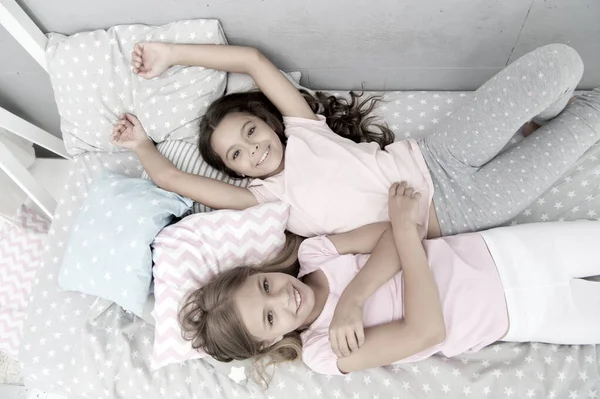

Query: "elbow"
left=426, top=321, right=446, bottom=346
left=152, top=169, right=179, bottom=191
left=248, top=48, right=268, bottom=75
left=410, top=318, right=446, bottom=347
left=251, top=48, right=266, bottom=64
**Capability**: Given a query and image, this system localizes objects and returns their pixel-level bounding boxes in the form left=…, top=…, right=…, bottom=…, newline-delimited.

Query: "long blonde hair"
left=178, top=231, right=305, bottom=387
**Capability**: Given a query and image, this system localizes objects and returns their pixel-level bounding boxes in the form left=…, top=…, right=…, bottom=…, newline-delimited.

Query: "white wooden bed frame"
left=0, top=0, right=71, bottom=221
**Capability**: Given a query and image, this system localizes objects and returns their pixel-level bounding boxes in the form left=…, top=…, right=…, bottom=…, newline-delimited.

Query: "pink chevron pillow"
left=0, top=206, right=50, bottom=360
left=150, top=201, right=290, bottom=369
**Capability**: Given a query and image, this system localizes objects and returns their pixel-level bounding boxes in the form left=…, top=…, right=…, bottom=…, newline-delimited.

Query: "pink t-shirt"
left=298, top=234, right=509, bottom=375
left=248, top=115, right=434, bottom=237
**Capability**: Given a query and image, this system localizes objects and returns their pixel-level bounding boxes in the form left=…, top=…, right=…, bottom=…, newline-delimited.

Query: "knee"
left=539, top=44, right=584, bottom=84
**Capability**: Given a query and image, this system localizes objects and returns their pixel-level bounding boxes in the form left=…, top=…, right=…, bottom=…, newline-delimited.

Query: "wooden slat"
left=0, top=0, right=48, bottom=71
left=0, top=140, right=56, bottom=220
left=0, top=107, right=70, bottom=159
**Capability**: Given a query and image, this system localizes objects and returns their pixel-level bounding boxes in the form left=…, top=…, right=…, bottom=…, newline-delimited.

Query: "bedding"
left=0, top=206, right=49, bottom=360
left=58, top=171, right=191, bottom=316
left=19, top=90, right=599, bottom=399
left=150, top=201, right=290, bottom=369
left=140, top=140, right=251, bottom=214
left=226, top=71, right=302, bottom=95
left=45, top=19, right=228, bottom=155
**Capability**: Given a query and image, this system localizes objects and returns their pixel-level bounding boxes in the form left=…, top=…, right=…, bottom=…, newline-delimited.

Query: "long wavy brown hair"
left=198, top=89, right=395, bottom=178
left=178, top=231, right=305, bottom=387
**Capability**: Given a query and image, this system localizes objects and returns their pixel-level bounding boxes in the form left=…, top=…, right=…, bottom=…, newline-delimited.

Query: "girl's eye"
left=232, top=150, right=240, bottom=160
left=263, top=279, right=270, bottom=293
left=267, top=311, right=274, bottom=326
left=248, top=127, right=255, bottom=137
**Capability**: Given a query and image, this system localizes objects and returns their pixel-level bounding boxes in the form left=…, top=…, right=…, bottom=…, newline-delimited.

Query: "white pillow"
left=226, top=71, right=302, bottom=95
left=45, top=19, right=229, bottom=155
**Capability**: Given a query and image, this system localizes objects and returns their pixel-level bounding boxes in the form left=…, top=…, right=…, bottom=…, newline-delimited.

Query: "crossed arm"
left=327, top=221, right=446, bottom=373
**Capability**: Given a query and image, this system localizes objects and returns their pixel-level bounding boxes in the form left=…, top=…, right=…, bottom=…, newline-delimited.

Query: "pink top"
left=248, top=115, right=434, bottom=238
left=298, top=234, right=509, bottom=375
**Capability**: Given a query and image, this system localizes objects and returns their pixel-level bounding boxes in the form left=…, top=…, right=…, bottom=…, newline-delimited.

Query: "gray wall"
left=2, top=0, right=599, bottom=142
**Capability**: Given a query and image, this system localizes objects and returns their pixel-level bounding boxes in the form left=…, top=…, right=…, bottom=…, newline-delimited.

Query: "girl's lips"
left=256, top=145, right=270, bottom=166
left=293, top=285, right=302, bottom=314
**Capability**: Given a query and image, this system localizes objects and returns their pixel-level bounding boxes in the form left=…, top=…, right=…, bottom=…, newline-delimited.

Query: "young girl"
left=178, top=181, right=600, bottom=380
left=111, top=43, right=600, bottom=238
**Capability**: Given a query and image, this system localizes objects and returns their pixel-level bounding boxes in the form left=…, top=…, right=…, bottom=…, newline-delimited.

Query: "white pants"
left=480, top=220, right=600, bottom=345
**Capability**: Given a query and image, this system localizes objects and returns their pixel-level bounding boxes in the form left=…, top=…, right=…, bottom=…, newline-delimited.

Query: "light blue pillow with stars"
left=58, top=171, right=192, bottom=317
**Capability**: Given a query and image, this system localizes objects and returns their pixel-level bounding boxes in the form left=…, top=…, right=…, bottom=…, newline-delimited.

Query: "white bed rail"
left=0, top=82, right=71, bottom=223
left=0, top=0, right=48, bottom=71
left=0, top=108, right=69, bottom=159
left=0, top=107, right=71, bottom=220
left=0, top=140, right=58, bottom=219
left=0, top=0, right=72, bottom=220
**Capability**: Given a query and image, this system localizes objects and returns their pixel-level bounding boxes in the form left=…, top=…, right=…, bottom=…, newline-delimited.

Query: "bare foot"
left=522, top=121, right=541, bottom=137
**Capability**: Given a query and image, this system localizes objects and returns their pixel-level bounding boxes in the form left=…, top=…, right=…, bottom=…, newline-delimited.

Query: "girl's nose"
left=251, top=143, right=259, bottom=155
left=268, top=287, right=290, bottom=309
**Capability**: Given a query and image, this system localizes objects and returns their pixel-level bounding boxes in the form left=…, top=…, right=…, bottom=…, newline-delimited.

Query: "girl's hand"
left=388, top=182, right=421, bottom=230
left=329, top=298, right=365, bottom=358
left=110, top=113, right=152, bottom=151
left=131, top=42, right=174, bottom=79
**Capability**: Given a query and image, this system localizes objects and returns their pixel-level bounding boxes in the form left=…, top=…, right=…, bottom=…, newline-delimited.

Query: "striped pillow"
left=141, top=140, right=251, bottom=213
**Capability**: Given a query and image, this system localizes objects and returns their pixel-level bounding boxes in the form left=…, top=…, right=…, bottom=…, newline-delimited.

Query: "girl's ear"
left=262, top=336, right=283, bottom=350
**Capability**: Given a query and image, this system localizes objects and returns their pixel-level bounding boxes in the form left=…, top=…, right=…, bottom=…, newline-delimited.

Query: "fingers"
left=356, top=327, right=365, bottom=348
left=389, top=182, right=399, bottom=197
left=338, top=331, right=351, bottom=357
left=131, top=54, right=142, bottom=68
left=111, top=114, right=137, bottom=139
left=330, top=329, right=351, bottom=358
left=346, top=331, right=360, bottom=353
left=114, top=118, right=132, bottom=131
left=131, top=43, right=145, bottom=75
left=331, top=329, right=364, bottom=358
left=330, top=332, right=341, bottom=358
left=390, top=181, right=409, bottom=197
left=397, top=181, right=407, bottom=196
left=390, top=182, right=421, bottom=199
left=123, top=113, right=140, bottom=126
left=133, top=43, right=143, bottom=57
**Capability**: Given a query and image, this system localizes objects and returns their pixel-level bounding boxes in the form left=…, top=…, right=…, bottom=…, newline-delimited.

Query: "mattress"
left=19, top=91, right=600, bottom=399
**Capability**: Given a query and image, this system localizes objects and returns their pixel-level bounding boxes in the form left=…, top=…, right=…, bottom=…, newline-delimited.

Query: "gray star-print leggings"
left=419, top=44, right=600, bottom=235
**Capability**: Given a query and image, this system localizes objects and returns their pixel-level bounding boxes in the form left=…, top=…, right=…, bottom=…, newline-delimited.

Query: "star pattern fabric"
left=45, top=19, right=228, bottom=156
left=19, top=91, right=599, bottom=399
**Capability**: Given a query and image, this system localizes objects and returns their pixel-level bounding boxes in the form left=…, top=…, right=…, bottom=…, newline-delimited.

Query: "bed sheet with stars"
left=19, top=91, right=599, bottom=399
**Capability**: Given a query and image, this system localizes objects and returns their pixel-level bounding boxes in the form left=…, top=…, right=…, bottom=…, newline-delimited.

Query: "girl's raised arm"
left=111, top=114, right=258, bottom=210
left=132, top=42, right=317, bottom=120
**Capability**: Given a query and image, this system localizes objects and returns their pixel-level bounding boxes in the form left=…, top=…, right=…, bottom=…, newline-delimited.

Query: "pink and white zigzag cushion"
left=0, top=206, right=50, bottom=360
left=150, top=201, right=290, bottom=369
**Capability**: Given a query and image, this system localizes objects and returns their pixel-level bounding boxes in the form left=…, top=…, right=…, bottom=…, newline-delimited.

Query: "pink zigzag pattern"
left=0, top=206, right=49, bottom=359
left=150, top=202, right=289, bottom=369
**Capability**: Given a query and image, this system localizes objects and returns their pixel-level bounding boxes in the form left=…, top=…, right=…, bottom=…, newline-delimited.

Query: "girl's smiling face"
left=210, top=112, right=285, bottom=178
left=233, top=272, right=316, bottom=345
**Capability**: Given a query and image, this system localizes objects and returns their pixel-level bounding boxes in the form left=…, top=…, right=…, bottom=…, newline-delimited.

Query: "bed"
left=1, top=1, right=599, bottom=398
